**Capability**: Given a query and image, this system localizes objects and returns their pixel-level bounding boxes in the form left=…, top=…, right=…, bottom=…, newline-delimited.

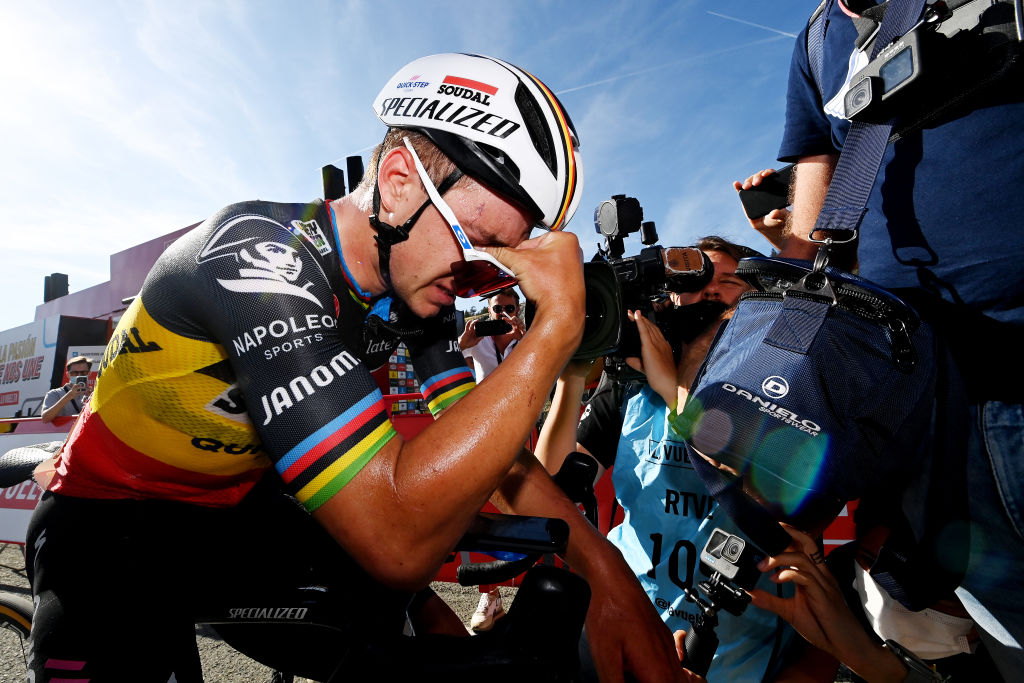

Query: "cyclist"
left=26, top=53, right=689, bottom=682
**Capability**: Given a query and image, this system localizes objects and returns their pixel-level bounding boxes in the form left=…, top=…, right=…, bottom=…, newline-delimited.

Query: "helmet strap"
left=368, top=165, right=464, bottom=290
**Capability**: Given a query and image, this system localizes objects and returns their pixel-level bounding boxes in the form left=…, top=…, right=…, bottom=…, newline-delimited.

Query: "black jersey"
left=50, top=200, right=475, bottom=510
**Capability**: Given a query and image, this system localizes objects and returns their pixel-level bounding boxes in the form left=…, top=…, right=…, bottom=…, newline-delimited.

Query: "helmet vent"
left=476, top=142, right=521, bottom=182
left=515, top=82, right=556, bottom=176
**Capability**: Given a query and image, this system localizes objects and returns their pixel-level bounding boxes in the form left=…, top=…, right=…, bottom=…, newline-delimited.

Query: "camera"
left=73, top=375, right=88, bottom=388
left=571, top=194, right=715, bottom=366
left=681, top=528, right=767, bottom=674
left=474, top=319, right=512, bottom=337
left=844, top=0, right=1021, bottom=123
left=699, top=528, right=765, bottom=590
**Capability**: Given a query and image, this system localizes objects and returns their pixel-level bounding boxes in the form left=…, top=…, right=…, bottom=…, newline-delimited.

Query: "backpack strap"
left=811, top=0, right=928, bottom=245
left=806, top=0, right=832, bottom=98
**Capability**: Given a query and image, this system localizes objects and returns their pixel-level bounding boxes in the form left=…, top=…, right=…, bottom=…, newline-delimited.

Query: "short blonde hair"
left=349, top=129, right=469, bottom=212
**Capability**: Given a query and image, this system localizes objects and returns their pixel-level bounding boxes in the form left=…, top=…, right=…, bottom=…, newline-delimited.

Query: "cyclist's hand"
left=481, top=231, right=584, bottom=334
left=585, top=557, right=690, bottom=683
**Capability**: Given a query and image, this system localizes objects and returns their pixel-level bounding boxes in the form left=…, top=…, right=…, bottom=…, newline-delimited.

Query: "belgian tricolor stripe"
left=420, top=366, right=475, bottom=415
left=520, top=69, right=577, bottom=231
left=276, top=391, right=397, bottom=511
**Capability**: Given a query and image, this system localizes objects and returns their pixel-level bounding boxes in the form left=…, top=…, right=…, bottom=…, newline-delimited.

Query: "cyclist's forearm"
left=491, top=448, right=617, bottom=577
left=315, top=320, right=578, bottom=589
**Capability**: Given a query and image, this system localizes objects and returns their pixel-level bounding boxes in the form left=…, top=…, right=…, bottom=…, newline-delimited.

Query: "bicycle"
left=0, top=443, right=595, bottom=682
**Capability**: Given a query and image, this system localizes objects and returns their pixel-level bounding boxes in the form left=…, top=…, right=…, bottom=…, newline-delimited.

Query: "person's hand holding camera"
left=749, top=525, right=909, bottom=682
left=501, top=309, right=525, bottom=341
left=70, top=376, right=89, bottom=397
left=625, top=310, right=679, bottom=408
left=458, top=317, right=483, bottom=351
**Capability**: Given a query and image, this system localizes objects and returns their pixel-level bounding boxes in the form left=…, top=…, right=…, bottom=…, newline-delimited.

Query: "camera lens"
left=844, top=78, right=874, bottom=118
left=725, top=539, right=743, bottom=562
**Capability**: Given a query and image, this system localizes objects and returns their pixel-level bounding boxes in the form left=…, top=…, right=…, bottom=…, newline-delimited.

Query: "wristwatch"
left=883, top=640, right=949, bottom=683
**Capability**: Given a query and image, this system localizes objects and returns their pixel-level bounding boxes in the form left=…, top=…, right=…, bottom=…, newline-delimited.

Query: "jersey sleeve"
left=778, top=22, right=840, bottom=162
left=404, top=306, right=475, bottom=416
left=183, top=203, right=397, bottom=512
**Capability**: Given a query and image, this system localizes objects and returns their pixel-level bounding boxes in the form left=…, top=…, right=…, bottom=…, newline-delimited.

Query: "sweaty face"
left=701, top=251, right=747, bottom=307
left=389, top=177, right=532, bottom=318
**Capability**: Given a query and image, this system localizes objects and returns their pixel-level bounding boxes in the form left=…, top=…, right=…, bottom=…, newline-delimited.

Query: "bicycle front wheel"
left=0, top=592, right=32, bottom=683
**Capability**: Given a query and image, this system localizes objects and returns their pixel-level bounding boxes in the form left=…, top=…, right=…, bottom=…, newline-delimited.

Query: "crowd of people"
left=22, top=2, right=1022, bottom=680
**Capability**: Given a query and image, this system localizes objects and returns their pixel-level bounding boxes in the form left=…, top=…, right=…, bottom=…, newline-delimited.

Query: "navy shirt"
left=778, top=1, right=1024, bottom=328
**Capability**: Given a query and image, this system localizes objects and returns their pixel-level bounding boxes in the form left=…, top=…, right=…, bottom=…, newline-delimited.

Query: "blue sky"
left=0, top=1, right=815, bottom=332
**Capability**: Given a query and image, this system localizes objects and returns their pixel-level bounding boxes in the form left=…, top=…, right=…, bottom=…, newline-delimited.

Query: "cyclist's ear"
left=377, top=146, right=420, bottom=215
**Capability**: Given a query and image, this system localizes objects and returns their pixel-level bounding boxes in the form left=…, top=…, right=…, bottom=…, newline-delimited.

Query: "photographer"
left=40, top=356, right=92, bottom=424
left=728, top=165, right=1001, bottom=681
left=536, top=237, right=793, bottom=682
left=768, top=1, right=1024, bottom=678
left=459, top=287, right=525, bottom=384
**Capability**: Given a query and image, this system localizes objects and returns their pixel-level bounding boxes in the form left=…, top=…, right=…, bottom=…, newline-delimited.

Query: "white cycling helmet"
left=374, top=53, right=583, bottom=231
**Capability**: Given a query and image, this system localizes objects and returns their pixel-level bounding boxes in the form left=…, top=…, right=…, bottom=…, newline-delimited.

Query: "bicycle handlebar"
left=0, top=441, right=61, bottom=488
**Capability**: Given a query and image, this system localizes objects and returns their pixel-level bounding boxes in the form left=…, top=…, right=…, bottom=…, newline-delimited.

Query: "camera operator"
left=728, top=165, right=1001, bottom=681
left=40, top=356, right=92, bottom=424
left=536, top=236, right=794, bottom=682
left=769, top=1, right=1024, bottom=678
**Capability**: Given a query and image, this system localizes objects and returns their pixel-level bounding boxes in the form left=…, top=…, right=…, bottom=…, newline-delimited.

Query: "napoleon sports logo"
left=197, top=215, right=330, bottom=307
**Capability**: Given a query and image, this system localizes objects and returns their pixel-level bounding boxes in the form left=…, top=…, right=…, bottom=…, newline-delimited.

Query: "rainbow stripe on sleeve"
left=275, top=391, right=397, bottom=511
left=420, top=367, right=475, bottom=416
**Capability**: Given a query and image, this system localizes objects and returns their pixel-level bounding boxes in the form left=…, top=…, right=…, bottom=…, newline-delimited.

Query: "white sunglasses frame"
left=402, top=138, right=518, bottom=290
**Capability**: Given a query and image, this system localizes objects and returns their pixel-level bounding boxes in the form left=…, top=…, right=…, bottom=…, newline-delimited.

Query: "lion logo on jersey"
left=196, top=214, right=328, bottom=307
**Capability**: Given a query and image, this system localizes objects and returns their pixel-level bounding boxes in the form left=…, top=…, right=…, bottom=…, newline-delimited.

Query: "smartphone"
left=738, top=164, right=794, bottom=219
left=458, top=512, right=569, bottom=555
left=474, top=319, right=512, bottom=337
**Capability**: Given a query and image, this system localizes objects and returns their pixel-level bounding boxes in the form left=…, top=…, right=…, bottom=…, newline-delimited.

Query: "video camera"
left=571, top=195, right=718, bottom=373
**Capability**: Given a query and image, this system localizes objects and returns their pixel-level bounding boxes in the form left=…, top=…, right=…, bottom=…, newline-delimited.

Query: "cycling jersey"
left=48, top=199, right=475, bottom=511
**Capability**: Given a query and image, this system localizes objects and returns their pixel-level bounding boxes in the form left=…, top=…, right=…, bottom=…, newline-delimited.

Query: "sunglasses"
left=404, top=138, right=518, bottom=298
left=491, top=304, right=517, bottom=315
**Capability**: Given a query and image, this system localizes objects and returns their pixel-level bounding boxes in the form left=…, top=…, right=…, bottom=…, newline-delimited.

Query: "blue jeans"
left=955, top=401, right=1024, bottom=678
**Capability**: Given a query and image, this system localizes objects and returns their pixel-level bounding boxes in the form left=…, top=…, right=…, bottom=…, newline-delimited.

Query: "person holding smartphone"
left=40, top=355, right=92, bottom=423
left=458, top=287, right=525, bottom=386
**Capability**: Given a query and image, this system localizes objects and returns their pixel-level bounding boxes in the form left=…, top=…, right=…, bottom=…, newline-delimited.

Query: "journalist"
left=40, top=356, right=92, bottom=424
left=535, top=237, right=793, bottom=682
left=768, top=1, right=1024, bottom=678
